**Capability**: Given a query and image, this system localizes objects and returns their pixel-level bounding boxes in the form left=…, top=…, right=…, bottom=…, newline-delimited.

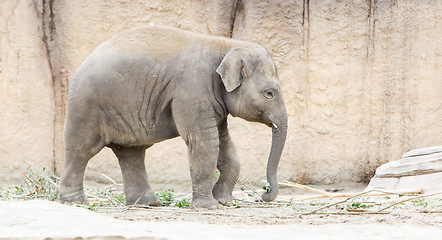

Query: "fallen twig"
left=282, top=188, right=422, bottom=201
left=374, top=196, right=417, bottom=205
left=233, top=197, right=287, bottom=206
left=85, top=193, right=108, bottom=202
left=304, top=211, right=391, bottom=215
left=129, top=205, right=249, bottom=217
left=376, top=192, right=442, bottom=213
left=235, top=205, right=277, bottom=209
left=101, top=174, right=118, bottom=185
left=279, top=181, right=331, bottom=196
left=16, top=171, right=39, bottom=198
left=306, top=190, right=376, bottom=214
left=9, top=188, right=38, bottom=199
left=21, top=170, right=38, bottom=189
left=243, top=180, right=263, bottom=201
left=42, top=175, right=59, bottom=188
left=304, top=189, right=423, bottom=214
left=84, top=184, right=122, bottom=193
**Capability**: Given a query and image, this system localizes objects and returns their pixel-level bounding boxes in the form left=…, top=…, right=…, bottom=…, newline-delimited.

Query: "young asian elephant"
left=59, top=26, right=288, bottom=209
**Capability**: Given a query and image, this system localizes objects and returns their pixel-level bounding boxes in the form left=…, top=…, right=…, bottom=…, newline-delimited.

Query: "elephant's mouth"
left=259, top=109, right=280, bottom=130
left=265, top=122, right=278, bottom=129
left=264, top=120, right=278, bottom=130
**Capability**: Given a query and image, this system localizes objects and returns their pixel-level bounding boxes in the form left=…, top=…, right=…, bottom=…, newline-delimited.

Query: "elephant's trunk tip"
left=261, top=183, right=278, bottom=202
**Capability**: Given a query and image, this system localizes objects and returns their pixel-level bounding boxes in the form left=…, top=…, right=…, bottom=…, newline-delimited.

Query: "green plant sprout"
left=262, top=183, right=271, bottom=193
left=156, top=189, right=175, bottom=206
left=175, top=198, right=191, bottom=208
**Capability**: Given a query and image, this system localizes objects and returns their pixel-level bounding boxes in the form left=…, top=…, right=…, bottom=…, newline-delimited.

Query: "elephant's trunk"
left=261, top=108, right=288, bottom=202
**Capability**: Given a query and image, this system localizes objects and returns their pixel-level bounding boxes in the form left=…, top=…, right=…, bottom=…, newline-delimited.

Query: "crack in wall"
left=367, top=0, right=376, bottom=58
left=229, top=0, right=241, bottom=38
left=41, top=0, right=57, bottom=174
left=41, top=0, right=67, bottom=175
left=362, top=0, right=378, bottom=181
left=302, top=0, right=310, bottom=112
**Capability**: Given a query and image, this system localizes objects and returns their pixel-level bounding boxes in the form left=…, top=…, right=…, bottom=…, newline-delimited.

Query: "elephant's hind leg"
left=112, top=146, right=160, bottom=206
left=60, top=131, right=104, bottom=204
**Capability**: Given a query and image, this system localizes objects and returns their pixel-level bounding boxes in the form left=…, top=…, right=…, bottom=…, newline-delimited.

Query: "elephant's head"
left=217, top=47, right=288, bottom=202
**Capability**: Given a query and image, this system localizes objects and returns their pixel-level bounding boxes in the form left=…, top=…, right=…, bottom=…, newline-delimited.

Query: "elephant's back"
left=106, top=26, right=260, bottom=58
left=108, top=26, right=200, bottom=57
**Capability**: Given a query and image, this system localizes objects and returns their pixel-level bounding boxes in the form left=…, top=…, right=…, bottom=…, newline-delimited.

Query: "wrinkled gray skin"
left=59, top=26, right=287, bottom=209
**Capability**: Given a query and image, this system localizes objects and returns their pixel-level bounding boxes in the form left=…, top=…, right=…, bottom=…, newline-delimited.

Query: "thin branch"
left=241, top=180, right=263, bottom=201
left=306, top=190, right=377, bottom=214
left=282, top=189, right=422, bottom=201
left=304, top=211, right=391, bottom=215
left=20, top=170, right=39, bottom=197
left=305, top=189, right=423, bottom=214
left=233, top=197, right=286, bottom=206
left=376, top=192, right=442, bottom=213
left=280, top=181, right=331, bottom=195
left=101, top=174, right=118, bottom=185
left=129, top=205, right=249, bottom=217
left=84, top=184, right=122, bottom=193
left=21, top=170, right=38, bottom=188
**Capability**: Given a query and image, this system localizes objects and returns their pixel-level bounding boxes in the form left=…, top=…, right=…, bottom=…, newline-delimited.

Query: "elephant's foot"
left=59, top=187, right=88, bottom=204
left=190, top=195, right=220, bottom=210
left=125, top=191, right=161, bottom=206
left=212, top=184, right=233, bottom=207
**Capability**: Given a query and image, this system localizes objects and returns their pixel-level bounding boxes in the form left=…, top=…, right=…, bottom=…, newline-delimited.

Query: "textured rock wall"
left=0, top=0, right=54, bottom=183
left=0, top=0, right=441, bottom=186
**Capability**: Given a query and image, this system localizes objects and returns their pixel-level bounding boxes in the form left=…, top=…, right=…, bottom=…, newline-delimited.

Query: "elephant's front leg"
left=186, top=125, right=220, bottom=210
left=213, top=120, right=240, bottom=206
left=175, top=107, right=220, bottom=209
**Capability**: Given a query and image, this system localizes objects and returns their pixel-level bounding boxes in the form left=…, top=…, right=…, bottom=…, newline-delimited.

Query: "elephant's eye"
left=263, top=89, right=276, bottom=100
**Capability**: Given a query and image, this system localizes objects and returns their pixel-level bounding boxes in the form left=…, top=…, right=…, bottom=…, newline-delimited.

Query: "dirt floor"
left=96, top=182, right=442, bottom=227
left=100, top=202, right=442, bottom=226
left=1, top=182, right=441, bottom=239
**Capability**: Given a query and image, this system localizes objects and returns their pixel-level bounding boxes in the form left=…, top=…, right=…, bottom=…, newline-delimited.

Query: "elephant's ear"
left=216, top=48, right=252, bottom=92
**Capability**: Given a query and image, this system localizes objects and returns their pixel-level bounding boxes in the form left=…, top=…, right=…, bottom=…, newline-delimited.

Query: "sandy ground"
left=97, top=184, right=442, bottom=227
left=1, top=199, right=441, bottom=240
left=100, top=204, right=442, bottom=226
left=1, top=183, right=441, bottom=239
